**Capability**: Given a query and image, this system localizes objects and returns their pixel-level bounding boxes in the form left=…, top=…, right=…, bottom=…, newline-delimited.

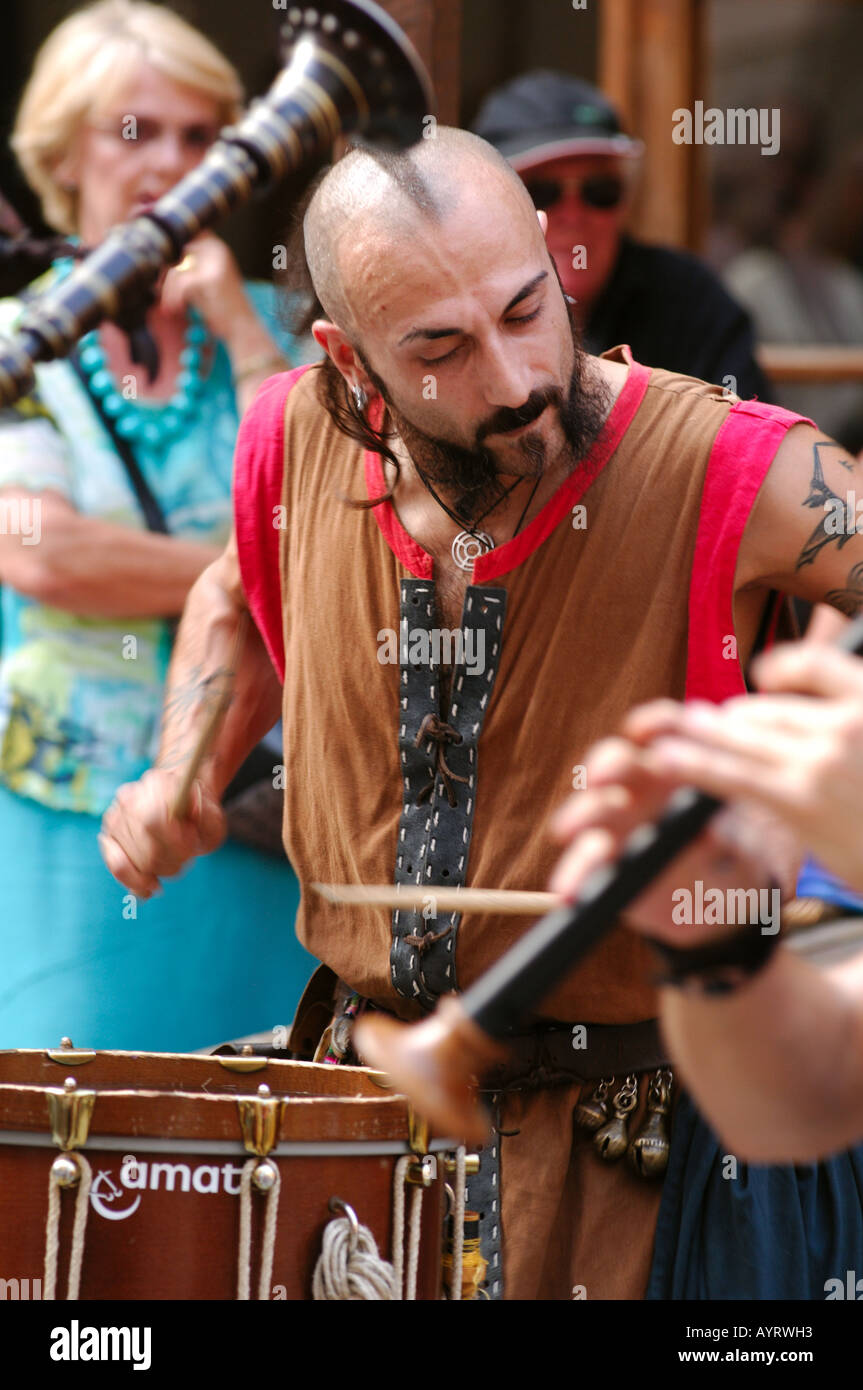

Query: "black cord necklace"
left=417, top=468, right=543, bottom=571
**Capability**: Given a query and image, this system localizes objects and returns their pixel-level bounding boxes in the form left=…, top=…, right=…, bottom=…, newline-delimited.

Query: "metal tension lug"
left=217, top=1051, right=269, bottom=1074
left=442, top=1153, right=481, bottom=1177
left=238, top=1083, right=282, bottom=1156
left=405, top=1154, right=438, bottom=1187
left=46, top=1076, right=95, bottom=1151
left=46, top=1037, right=96, bottom=1066
left=408, top=1106, right=429, bottom=1157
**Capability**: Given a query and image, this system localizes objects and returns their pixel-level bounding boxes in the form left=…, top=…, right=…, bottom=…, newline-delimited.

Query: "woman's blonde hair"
left=12, top=0, right=244, bottom=234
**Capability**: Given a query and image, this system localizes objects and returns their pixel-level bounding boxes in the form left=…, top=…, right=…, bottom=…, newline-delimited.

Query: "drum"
left=0, top=1046, right=449, bottom=1300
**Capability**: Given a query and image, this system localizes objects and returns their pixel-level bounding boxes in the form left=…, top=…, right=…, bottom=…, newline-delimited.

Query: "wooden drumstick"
left=170, top=611, right=250, bottom=820
left=312, top=883, right=562, bottom=915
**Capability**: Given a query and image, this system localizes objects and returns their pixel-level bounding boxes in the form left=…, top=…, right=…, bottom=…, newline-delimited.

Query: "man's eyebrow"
left=397, top=271, right=549, bottom=347
left=504, top=270, right=548, bottom=314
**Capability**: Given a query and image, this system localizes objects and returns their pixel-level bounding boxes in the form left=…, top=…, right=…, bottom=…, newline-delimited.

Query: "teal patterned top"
left=0, top=267, right=313, bottom=815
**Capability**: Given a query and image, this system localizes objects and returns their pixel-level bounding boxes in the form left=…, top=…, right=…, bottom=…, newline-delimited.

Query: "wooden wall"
left=600, top=0, right=706, bottom=249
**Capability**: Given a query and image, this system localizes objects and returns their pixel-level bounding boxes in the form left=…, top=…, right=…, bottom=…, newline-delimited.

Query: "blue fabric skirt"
left=0, top=784, right=316, bottom=1052
left=647, top=1090, right=863, bottom=1298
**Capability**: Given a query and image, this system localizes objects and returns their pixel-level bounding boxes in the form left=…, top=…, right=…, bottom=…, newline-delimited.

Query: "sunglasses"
left=525, top=175, right=626, bottom=212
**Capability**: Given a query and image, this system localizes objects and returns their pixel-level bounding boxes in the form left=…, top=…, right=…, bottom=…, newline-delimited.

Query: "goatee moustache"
left=358, top=313, right=610, bottom=525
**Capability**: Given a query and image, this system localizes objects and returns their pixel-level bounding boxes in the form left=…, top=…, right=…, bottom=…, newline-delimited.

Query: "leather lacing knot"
left=413, top=713, right=469, bottom=808
left=403, top=922, right=454, bottom=952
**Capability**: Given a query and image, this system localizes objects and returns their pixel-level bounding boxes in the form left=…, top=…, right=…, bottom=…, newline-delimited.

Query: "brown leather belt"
left=283, top=967, right=668, bottom=1093
left=479, top=1018, right=669, bottom=1093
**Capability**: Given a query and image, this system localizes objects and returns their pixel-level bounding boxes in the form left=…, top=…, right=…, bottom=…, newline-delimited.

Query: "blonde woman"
left=0, top=0, right=316, bottom=1050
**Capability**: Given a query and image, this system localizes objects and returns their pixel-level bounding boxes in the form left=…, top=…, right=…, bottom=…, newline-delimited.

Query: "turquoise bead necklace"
left=76, top=310, right=210, bottom=451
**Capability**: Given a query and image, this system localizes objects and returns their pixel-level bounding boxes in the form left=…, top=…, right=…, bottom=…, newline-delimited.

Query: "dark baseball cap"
left=472, top=71, right=643, bottom=171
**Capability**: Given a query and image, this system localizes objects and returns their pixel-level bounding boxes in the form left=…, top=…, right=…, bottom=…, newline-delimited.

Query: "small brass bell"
left=593, top=1074, right=638, bottom=1162
left=575, top=1077, right=613, bottom=1132
left=627, top=1069, right=673, bottom=1179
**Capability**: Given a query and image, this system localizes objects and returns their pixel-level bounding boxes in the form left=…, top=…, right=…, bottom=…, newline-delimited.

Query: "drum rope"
left=237, top=1158, right=282, bottom=1301
left=44, top=1151, right=93, bottom=1301
left=311, top=1205, right=398, bottom=1300
left=392, top=1154, right=424, bottom=1300
left=450, top=1147, right=467, bottom=1301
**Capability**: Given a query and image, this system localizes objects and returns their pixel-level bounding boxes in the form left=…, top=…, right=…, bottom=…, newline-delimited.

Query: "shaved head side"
left=303, top=126, right=534, bottom=337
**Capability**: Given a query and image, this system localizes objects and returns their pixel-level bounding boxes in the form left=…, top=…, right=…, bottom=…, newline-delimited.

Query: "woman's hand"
left=547, top=734, right=801, bottom=947
left=159, top=233, right=278, bottom=364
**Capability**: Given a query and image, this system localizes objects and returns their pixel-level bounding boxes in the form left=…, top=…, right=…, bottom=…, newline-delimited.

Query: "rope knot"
left=312, top=1198, right=398, bottom=1300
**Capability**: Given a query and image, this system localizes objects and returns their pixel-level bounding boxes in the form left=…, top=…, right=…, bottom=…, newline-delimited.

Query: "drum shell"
left=0, top=1050, right=445, bottom=1301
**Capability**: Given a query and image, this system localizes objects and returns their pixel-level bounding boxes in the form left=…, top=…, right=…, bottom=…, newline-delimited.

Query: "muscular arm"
left=99, top=528, right=282, bottom=897
left=153, top=527, right=282, bottom=799
left=737, top=426, right=863, bottom=616
left=0, top=489, right=219, bottom=617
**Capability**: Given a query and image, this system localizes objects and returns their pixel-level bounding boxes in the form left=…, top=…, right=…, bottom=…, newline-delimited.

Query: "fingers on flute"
left=649, top=697, right=803, bottom=775
left=620, top=699, right=689, bottom=743
left=751, top=640, right=863, bottom=700
left=549, top=738, right=682, bottom=841
left=649, top=735, right=806, bottom=829
left=549, top=827, right=617, bottom=900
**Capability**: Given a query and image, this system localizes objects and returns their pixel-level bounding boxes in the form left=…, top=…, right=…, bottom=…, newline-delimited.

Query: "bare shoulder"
left=736, top=422, right=863, bottom=606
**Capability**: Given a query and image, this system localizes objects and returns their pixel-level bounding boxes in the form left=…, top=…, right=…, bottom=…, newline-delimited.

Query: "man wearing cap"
left=473, top=71, right=770, bottom=401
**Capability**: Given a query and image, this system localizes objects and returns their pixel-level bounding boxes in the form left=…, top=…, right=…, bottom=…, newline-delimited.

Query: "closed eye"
left=509, top=306, right=542, bottom=327
left=419, top=305, right=544, bottom=367
left=420, top=341, right=464, bottom=366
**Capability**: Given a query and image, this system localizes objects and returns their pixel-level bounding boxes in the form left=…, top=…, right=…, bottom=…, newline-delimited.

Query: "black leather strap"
left=464, top=1093, right=505, bottom=1300
left=68, top=349, right=170, bottom=535
left=390, top=580, right=508, bottom=1008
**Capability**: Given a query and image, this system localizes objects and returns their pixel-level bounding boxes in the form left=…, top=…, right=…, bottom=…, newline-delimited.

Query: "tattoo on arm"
left=795, top=441, right=857, bottom=571
left=825, top=560, right=863, bottom=617
left=155, top=665, right=231, bottom=770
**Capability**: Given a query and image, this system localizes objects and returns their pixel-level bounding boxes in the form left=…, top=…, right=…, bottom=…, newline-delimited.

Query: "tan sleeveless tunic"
left=234, top=347, right=808, bottom=1299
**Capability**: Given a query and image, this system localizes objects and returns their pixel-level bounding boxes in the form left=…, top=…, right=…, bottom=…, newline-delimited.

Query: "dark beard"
left=356, top=302, right=610, bottom=524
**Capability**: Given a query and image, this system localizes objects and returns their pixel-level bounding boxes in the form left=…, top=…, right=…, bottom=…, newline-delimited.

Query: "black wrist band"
left=648, top=923, right=781, bottom=997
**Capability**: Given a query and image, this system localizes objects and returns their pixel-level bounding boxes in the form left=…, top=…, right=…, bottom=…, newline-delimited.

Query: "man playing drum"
left=100, top=127, right=863, bottom=1299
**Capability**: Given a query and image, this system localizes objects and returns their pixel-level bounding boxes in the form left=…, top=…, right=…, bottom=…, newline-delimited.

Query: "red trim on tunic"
left=685, top=399, right=814, bottom=704
left=233, top=365, right=313, bottom=681
left=364, top=347, right=651, bottom=583
left=477, top=354, right=650, bottom=582
left=363, top=415, right=433, bottom=579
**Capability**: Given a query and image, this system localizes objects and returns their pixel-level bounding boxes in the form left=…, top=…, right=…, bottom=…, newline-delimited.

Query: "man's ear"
left=312, top=318, right=365, bottom=378
left=311, top=319, right=341, bottom=358
left=312, top=319, right=376, bottom=396
left=537, top=209, right=549, bottom=237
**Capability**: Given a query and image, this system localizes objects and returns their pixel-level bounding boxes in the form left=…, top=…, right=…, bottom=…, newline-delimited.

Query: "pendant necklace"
left=417, top=470, right=543, bottom=572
